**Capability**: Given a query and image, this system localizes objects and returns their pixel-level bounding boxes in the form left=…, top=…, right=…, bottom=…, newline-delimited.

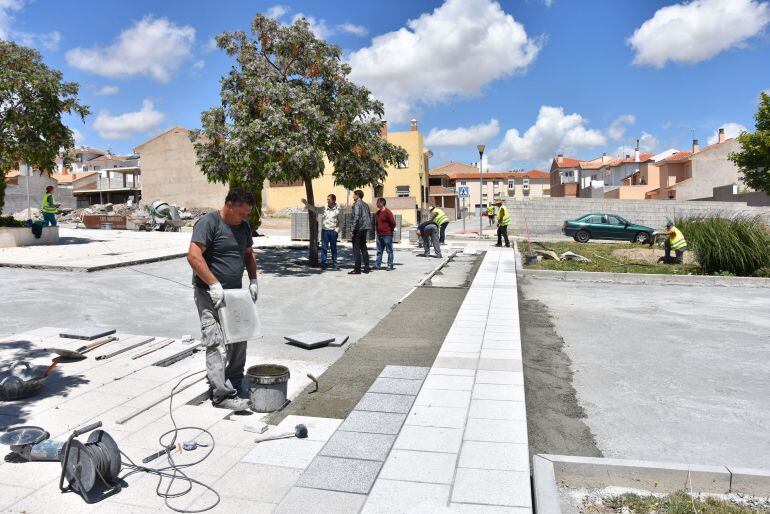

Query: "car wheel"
left=575, top=230, right=590, bottom=243
left=634, top=231, right=650, bottom=244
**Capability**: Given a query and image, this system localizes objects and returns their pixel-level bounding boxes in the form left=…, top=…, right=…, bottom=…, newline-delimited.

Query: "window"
left=396, top=185, right=410, bottom=197
left=523, top=178, right=530, bottom=189
left=607, top=215, right=624, bottom=226
left=507, top=179, right=514, bottom=189
left=482, top=194, right=488, bottom=202
left=397, top=158, right=409, bottom=169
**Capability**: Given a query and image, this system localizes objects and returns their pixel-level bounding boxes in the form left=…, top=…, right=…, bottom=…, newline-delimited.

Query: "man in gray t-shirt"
left=187, top=188, right=259, bottom=411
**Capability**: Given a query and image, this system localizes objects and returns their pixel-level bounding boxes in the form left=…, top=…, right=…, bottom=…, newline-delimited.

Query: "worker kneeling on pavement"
left=494, top=199, right=510, bottom=247
left=416, top=219, right=442, bottom=258
left=430, top=205, right=449, bottom=244
left=187, top=188, right=259, bottom=411
left=656, top=220, right=687, bottom=265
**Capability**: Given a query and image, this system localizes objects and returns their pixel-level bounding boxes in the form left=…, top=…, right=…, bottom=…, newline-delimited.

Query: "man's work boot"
left=214, top=396, right=251, bottom=411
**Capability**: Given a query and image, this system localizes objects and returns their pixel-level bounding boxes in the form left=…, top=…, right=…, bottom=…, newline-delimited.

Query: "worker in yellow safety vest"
left=659, top=220, right=687, bottom=264
left=430, top=206, right=450, bottom=244
left=486, top=204, right=495, bottom=225
left=41, top=185, right=59, bottom=227
left=494, top=199, right=510, bottom=247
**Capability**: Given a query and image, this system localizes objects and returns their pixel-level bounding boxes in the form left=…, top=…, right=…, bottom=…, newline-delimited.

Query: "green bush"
left=0, top=216, right=25, bottom=228
left=675, top=215, right=770, bottom=276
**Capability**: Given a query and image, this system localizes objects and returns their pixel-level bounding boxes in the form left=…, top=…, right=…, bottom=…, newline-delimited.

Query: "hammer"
left=254, top=424, right=308, bottom=443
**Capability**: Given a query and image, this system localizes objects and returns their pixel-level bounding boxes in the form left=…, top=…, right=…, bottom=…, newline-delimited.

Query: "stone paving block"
left=214, top=463, right=301, bottom=502
left=441, top=342, right=482, bottom=354
left=338, top=411, right=407, bottom=435
left=296, top=456, right=382, bottom=494
left=429, top=367, right=476, bottom=377
left=273, top=415, right=343, bottom=442
left=393, top=425, right=464, bottom=453
left=5, top=482, right=95, bottom=512
left=422, top=374, right=474, bottom=391
left=472, top=383, right=524, bottom=401
left=459, top=441, right=529, bottom=471
left=355, top=392, right=415, bottom=414
left=433, top=356, right=478, bottom=370
left=415, top=388, right=471, bottom=408
left=379, top=449, right=457, bottom=484
left=182, top=495, right=275, bottom=514
left=284, top=331, right=335, bottom=349
left=368, top=377, right=423, bottom=395
left=452, top=468, right=531, bottom=507
left=437, top=351, right=481, bottom=360
left=277, top=487, right=365, bottom=514
left=469, top=399, right=526, bottom=421
left=480, top=349, right=522, bottom=361
left=363, top=479, right=451, bottom=513
left=475, top=370, right=524, bottom=385
left=379, top=365, right=430, bottom=380
left=59, top=327, right=116, bottom=340
left=464, top=419, right=528, bottom=444
left=320, top=431, right=396, bottom=461
left=477, top=358, right=523, bottom=372
left=242, top=438, right=325, bottom=468
left=405, top=405, right=468, bottom=429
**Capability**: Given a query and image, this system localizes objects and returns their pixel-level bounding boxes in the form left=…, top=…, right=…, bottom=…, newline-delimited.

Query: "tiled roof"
left=554, top=157, right=581, bottom=168
left=52, top=172, right=74, bottom=184
left=445, top=170, right=549, bottom=181
left=660, top=151, right=693, bottom=163
left=429, top=161, right=480, bottom=176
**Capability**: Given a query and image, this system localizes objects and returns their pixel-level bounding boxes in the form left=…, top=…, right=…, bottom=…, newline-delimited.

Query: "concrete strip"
left=532, top=455, right=561, bottom=514
left=519, top=268, right=770, bottom=288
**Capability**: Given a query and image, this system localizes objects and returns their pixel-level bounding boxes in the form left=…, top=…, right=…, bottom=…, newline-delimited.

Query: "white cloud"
left=607, top=114, right=635, bottom=140
left=348, top=0, right=541, bottom=122
left=425, top=119, right=500, bottom=147
left=544, top=0, right=554, bottom=6
left=66, top=16, right=195, bottom=83
left=628, top=0, right=770, bottom=67
left=193, top=60, right=205, bottom=70
left=292, top=13, right=333, bottom=39
left=266, top=5, right=290, bottom=19
left=0, top=0, right=61, bottom=50
left=708, top=123, right=747, bottom=144
left=93, top=99, right=165, bottom=140
left=69, top=127, right=85, bottom=145
left=616, top=131, right=659, bottom=156
left=203, top=37, right=218, bottom=53
left=95, top=85, right=119, bottom=96
left=338, top=22, right=368, bottom=37
left=489, top=106, right=606, bottom=164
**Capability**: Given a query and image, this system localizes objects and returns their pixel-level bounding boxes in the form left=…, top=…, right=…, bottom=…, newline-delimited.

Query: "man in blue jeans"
left=374, top=197, right=397, bottom=270
left=302, top=194, right=343, bottom=269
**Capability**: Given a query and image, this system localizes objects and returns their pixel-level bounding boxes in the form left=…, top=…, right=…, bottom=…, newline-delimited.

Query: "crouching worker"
left=655, top=220, right=687, bottom=264
left=187, top=188, right=259, bottom=411
left=416, top=219, right=442, bottom=258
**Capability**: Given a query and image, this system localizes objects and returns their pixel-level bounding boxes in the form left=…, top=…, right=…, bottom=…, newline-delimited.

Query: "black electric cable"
left=119, top=370, right=221, bottom=512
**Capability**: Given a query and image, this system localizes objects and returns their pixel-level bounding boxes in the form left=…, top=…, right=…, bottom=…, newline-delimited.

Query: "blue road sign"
left=458, top=186, right=470, bottom=198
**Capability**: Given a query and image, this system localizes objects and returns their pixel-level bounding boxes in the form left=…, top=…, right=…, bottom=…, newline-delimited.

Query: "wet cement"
left=518, top=284, right=602, bottom=460
left=269, top=261, right=476, bottom=424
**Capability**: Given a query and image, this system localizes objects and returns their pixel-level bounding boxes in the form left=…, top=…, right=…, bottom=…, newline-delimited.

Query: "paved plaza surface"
left=519, top=276, right=770, bottom=469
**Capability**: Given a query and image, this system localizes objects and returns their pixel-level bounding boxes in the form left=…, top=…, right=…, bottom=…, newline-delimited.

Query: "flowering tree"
left=0, top=41, right=89, bottom=213
left=191, top=14, right=407, bottom=265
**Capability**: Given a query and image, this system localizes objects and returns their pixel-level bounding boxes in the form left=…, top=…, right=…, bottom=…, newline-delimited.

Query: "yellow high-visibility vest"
left=497, top=205, right=510, bottom=226
left=670, top=226, right=687, bottom=250
left=486, top=206, right=495, bottom=216
left=432, top=208, right=448, bottom=226
left=41, top=193, right=57, bottom=214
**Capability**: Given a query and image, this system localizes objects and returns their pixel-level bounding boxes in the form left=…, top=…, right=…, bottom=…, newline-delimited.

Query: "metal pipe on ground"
left=94, top=337, right=156, bottom=361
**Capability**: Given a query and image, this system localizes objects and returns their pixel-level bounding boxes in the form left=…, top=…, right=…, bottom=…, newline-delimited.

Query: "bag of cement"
left=559, top=251, right=591, bottom=263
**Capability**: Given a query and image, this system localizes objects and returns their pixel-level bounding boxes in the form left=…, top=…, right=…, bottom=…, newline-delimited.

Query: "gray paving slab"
left=59, top=327, right=116, bottom=340
left=368, top=377, right=423, bottom=395
left=422, top=374, right=475, bottom=391
left=363, top=479, right=451, bottom=513
left=320, top=431, right=396, bottom=461
left=414, top=388, right=471, bottom=408
left=296, top=456, right=382, bottom=494
left=432, top=356, right=478, bottom=369
left=241, top=438, right=325, bottom=469
left=276, top=487, right=366, bottom=514
left=355, top=392, right=415, bottom=414
left=337, top=410, right=407, bottom=435
left=451, top=468, right=532, bottom=507
left=213, top=463, right=301, bottom=502
left=464, top=418, right=528, bottom=444
left=477, top=358, right=523, bottom=372
left=379, top=449, right=457, bottom=484
left=405, top=405, right=468, bottom=429
left=469, top=399, right=526, bottom=421
left=393, top=425, right=464, bottom=453
left=284, top=330, right=336, bottom=349
left=379, top=365, right=430, bottom=380
left=459, top=441, right=529, bottom=471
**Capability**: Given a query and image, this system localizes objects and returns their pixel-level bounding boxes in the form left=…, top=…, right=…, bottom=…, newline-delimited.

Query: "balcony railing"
left=73, top=173, right=141, bottom=192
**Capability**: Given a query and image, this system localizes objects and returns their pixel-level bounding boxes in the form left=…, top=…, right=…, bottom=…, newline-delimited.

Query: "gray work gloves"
left=208, top=282, right=224, bottom=308
left=249, top=278, right=259, bottom=302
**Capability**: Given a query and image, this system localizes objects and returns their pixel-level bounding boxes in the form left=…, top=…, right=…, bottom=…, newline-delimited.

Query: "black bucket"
left=524, top=252, right=538, bottom=265
left=247, top=364, right=290, bottom=413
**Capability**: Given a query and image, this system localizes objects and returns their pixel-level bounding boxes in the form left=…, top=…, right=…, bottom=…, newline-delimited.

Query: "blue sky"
left=2, top=0, right=769, bottom=170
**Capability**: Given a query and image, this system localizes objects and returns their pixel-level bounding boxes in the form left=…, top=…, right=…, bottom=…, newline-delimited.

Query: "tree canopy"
left=191, top=14, right=407, bottom=264
left=729, top=91, right=770, bottom=194
left=0, top=40, right=89, bottom=212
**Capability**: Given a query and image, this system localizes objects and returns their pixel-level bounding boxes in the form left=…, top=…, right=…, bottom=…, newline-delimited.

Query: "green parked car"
left=562, top=213, right=653, bottom=243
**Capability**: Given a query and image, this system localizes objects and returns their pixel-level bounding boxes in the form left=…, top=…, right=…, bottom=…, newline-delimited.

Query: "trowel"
left=46, top=336, right=119, bottom=360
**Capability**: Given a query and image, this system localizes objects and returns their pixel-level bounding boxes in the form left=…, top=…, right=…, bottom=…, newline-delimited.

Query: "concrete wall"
left=0, top=226, right=59, bottom=248
left=134, top=127, right=228, bottom=209
left=503, top=197, right=770, bottom=236
left=709, top=184, right=770, bottom=207
left=2, top=175, right=75, bottom=215
left=677, top=139, right=742, bottom=201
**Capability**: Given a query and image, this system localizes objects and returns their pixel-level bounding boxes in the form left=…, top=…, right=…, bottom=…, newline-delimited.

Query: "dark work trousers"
left=497, top=225, right=510, bottom=246
left=439, top=222, right=449, bottom=243
left=664, top=240, right=686, bottom=264
left=352, top=229, right=370, bottom=271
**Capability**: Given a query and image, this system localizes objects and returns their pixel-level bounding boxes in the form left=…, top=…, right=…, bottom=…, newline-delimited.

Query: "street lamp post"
left=477, top=144, right=485, bottom=238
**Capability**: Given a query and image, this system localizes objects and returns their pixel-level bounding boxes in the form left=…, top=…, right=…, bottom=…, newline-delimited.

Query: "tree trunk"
left=0, top=170, right=6, bottom=215
left=304, top=176, right=319, bottom=267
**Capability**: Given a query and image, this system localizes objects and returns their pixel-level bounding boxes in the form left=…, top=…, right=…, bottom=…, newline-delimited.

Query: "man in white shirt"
left=302, top=194, right=343, bottom=270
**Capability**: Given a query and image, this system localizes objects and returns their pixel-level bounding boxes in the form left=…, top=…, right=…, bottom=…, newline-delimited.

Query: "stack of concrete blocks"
left=504, top=197, right=770, bottom=237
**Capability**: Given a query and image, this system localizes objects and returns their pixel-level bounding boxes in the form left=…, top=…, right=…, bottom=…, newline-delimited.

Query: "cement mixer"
left=139, top=200, right=183, bottom=232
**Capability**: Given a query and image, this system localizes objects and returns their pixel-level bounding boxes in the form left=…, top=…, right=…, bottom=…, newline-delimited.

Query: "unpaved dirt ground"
left=518, top=286, right=602, bottom=460
left=611, top=247, right=697, bottom=265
